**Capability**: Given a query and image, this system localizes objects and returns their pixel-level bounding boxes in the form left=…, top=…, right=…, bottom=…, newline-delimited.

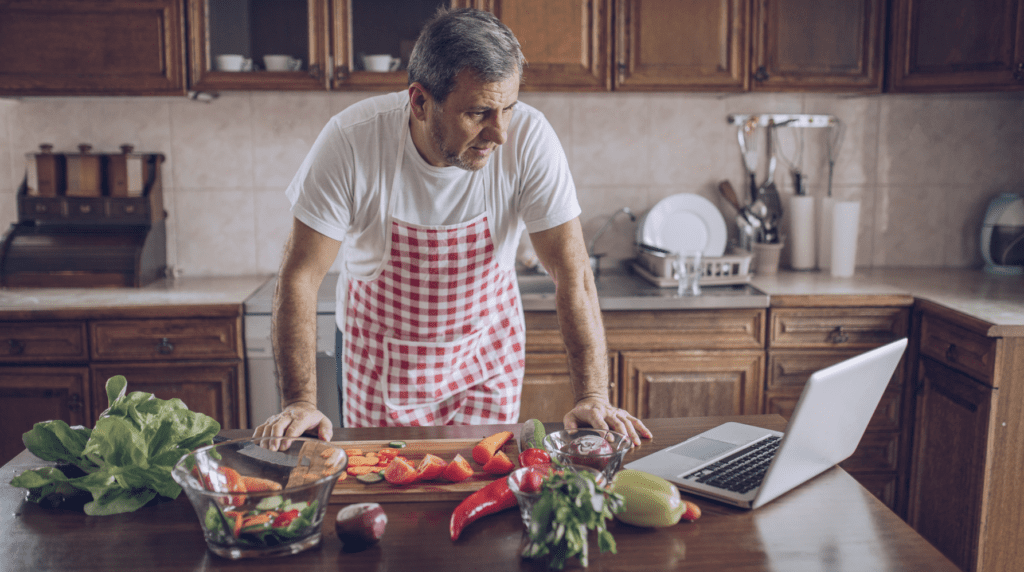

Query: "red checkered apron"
left=341, top=118, right=525, bottom=427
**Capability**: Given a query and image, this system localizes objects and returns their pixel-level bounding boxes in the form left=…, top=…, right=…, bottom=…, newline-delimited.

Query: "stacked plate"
left=636, top=194, right=727, bottom=258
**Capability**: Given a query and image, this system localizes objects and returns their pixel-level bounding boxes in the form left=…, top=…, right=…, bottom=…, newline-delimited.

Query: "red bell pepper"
left=449, top=476, right=517, bottom=541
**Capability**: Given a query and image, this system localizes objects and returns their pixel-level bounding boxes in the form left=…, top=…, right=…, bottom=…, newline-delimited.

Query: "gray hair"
left=407, top=7, right=524, bottom=104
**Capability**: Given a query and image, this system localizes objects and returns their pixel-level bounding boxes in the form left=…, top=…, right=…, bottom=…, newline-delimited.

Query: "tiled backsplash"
left=1, top=90, right=1022, bottom=277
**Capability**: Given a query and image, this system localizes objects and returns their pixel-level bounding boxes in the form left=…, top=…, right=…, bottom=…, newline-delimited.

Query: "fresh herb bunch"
left=521, top=461, right=625, bottom=570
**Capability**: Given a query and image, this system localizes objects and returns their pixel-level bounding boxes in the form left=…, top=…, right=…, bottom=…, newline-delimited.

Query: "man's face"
left=423, top=69, right=520, bottom=171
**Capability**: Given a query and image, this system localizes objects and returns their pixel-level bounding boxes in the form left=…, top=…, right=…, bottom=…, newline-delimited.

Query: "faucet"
left=587, top=207, right=636, bottom=277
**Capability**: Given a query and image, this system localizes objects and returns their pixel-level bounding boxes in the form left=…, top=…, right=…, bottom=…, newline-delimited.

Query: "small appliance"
left=981, top=192, right=1024, bottom=275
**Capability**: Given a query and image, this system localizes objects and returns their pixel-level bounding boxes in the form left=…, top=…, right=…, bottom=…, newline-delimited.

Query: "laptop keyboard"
left=682, top=436, right=782, bottom=494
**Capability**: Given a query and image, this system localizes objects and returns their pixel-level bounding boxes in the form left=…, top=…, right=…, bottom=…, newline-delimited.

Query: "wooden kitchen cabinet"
left=87, top=313, right=246, bottom=428
left=906, top=301, right=1024, bottom=572
left=470, top=0, right=611, bottom=91
left=751, top=0, right=885, bottom=92
left=889, top=0, right=1024, bottom=92
left=0, top=306, right=248, bottom=465
left=523, top=308, right=766, bottom=421
left=765, top=303, right=911, bottom=514
left=187, top=0, right=331, bottom=91
left=0, top=367, right=90, bottom=467
left=0, top=0, right=187, bottom=96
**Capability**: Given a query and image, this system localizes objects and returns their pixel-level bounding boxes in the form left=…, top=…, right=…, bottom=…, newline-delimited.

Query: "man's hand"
left=252, top=401, right=333, bottom=451
left=564, top=397, right=652, bottom=447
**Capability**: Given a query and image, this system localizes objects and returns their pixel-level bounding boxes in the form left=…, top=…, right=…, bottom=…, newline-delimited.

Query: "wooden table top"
left=0, top=416, right=959, bottom=572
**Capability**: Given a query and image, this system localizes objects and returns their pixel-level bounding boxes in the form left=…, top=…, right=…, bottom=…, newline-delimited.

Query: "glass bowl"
left=171, top=437, right=347, bottom=559
left=507, top=464, right=605, bottom=530
left=542, top=429, right=630, bottom=482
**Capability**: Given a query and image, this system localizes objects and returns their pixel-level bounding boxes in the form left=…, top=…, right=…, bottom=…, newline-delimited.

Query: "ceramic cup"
left=362, top=54, right=400, bottom=72
left=215, top=54, right=251, bottom=72
left=263, top=55, right=302, bottom=72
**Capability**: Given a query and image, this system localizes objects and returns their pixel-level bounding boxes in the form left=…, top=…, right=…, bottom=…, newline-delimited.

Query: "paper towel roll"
left=817, top=197, right=835, bottom=270
left=788, top=195, right=816, bottom=270
left=830, top=200, right=861, bottom=277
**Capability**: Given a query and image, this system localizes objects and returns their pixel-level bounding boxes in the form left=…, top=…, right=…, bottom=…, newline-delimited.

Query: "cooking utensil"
left=774, top=121, right=805, bottom=195
left=718, top=180, right=763, bottom=233
left=758, top=121, right=783, bottom=242
left=737, top=116, right=759, bottom=203
left=825, top=118, right=845, bottom=197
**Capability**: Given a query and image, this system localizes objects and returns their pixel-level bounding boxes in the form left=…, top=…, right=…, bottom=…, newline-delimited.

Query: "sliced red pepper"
left=272, top=508, right=300, bottom=528
left=517, top=448, right=552, bottom=467
left=482, top=450, right=515, bottom=475
left=441, top=454, right=474, bottom=483
left=383, top=456, right=418, bottom=485
left=449, top=477, right=517, bottom=541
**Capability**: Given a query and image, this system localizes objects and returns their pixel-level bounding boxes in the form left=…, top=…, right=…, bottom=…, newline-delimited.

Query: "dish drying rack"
left=631, top=248, right=753, bottom=287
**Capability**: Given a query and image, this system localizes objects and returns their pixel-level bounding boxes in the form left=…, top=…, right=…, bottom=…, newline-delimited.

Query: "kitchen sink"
left=515, top=269, right=768, bottom=311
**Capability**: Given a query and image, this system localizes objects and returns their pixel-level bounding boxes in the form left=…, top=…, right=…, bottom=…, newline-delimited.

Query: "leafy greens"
left=10, top=375, right=220, bottom=515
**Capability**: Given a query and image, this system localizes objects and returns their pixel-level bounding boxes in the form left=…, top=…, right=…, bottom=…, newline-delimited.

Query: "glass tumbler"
left=674, top=250, right=703, bottom=296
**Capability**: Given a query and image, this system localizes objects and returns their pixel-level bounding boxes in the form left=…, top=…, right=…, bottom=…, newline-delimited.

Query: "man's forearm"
left=555, top=274, right=610, bottom=402
left=271, top=276, right=320, bottom=407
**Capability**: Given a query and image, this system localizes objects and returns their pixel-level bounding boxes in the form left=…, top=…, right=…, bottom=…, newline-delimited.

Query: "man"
left=254, top=8, right=650, bottom=448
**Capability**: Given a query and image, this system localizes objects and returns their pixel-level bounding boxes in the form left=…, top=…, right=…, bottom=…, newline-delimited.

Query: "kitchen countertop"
left=0, top=267, right=1021, bottom=336
left=0, top=417, right=960, bottom=572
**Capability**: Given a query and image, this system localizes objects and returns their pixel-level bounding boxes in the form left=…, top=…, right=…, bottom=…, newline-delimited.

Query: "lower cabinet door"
left=0, top=367, right=90, bottom=466
left=908, top=356, right=993, bottom=572
left=620, top=350, right=764, bottom=418
left=520, top=352, right=617, bottom=423
left=91, top=362, right=243, bottom=429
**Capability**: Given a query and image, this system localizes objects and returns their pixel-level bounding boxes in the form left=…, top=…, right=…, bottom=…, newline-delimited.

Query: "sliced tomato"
left=383, top=456, right=419, bottom=485
left=415, top=453, right=447, bottom=481
left=441, top=453, right=474, bottom=483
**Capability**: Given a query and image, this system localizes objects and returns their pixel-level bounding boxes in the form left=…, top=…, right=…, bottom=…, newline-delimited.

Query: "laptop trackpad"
left=672, top=437, right=737, bottom=461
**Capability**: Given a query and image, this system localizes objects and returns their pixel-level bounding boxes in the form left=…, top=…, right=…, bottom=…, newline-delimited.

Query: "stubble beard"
left=430, top=104, right=484, bottom=172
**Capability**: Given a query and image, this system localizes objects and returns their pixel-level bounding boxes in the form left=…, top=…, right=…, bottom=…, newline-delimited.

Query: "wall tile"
left=253, top=186, right=294, bottom=273
left=169, top=93, right=254, bottom=189
left=871, top=185, right=946, bottom=266
left=519, top=92, right=575, bottom=167
left=172, top=187, right=256, bottom=276
left=570, top=93, right=650, bottom=187
left=251, top=92, right=332, bottom=189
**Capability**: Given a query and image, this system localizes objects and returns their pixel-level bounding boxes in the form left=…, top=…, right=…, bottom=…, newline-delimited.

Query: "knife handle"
left=718, top=180, right=743, bottom=212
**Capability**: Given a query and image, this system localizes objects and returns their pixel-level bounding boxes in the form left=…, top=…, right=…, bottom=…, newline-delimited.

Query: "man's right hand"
left=252, top=401, right=333, bottom=451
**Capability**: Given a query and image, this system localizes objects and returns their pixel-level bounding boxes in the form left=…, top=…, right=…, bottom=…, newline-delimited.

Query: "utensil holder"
left=752, top=242, right=783, bottom=276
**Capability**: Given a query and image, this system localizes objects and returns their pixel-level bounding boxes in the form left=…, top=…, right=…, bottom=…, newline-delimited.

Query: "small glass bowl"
left=507, top=465, right=552, bottom=528
left=171, top=437, right=347, bottom=559
left=542, top=429, right=630, bottom=482
left=507, top=464, right=606, bottom=530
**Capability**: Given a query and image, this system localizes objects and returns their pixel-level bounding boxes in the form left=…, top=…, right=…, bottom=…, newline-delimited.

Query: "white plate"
left=637, top=194, right=727, bottom=257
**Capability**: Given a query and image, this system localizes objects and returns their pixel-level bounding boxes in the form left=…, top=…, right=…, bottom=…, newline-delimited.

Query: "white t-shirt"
left=286, top=91, right=581, bottom=325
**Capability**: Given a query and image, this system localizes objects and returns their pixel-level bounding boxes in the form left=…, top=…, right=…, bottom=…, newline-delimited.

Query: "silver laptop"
left=625, top=338, right=907, bottom=509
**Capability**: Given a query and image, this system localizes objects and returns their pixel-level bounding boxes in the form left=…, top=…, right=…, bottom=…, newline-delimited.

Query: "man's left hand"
left=564, top=397, right=653, bottom=447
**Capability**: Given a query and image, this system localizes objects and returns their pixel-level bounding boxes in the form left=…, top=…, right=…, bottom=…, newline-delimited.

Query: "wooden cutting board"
left=329, top=438, right=521, bottom=503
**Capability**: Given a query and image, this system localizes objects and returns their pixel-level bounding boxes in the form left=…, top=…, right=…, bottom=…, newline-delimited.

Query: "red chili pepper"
left=518, top=448, right=552, bottom=467
left=449, top=477, right=517, bottom=541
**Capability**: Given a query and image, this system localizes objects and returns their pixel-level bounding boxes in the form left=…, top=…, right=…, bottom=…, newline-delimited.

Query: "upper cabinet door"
left=331, top=0, right=453, bottom=90
left=188, top=0, right=330, bottom=91
left=614, top=0, right=748, bottom=91
left=752, top=0, right=884, bottom=92
left=889, top=0, right=1024, bottom=92
left=0, top=0, right=186, bottom=96
left=475, top=0, right=611, bottom=91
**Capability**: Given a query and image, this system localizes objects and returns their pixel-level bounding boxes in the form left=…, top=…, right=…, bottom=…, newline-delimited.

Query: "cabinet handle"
left=334, top=65, right=349, bottom=82
left=753, top=66, right=770, bottom=82
left=1013, top=62, right=1024, bottom=81
left=8, top=339, right=25, bottom=355
left=829, top=326, right=849, bottom=344
left=157, top=337, right=175, bottom=355
left=309, top=63, right=325, bottom=82
left=945, top=343, right=958, bottom=363
left=67, top=393, right=84, bottom=412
